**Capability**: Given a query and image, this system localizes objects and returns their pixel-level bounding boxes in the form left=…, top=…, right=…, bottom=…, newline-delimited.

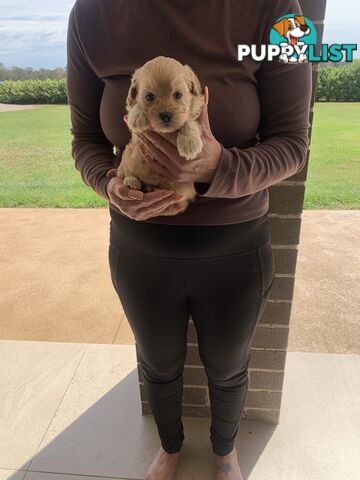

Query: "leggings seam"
left=109, top=243, right=269, bottom=261
left=181, top=260, right=190, bottom=300
left=256, top=246, right=265, bottom=298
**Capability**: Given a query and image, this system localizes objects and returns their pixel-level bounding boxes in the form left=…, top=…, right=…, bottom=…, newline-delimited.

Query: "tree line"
left=0, top=63, right=66, bottom=81
left=0, top=60, right=359, bottom=103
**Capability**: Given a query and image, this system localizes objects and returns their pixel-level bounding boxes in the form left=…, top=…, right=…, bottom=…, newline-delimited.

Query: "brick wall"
left=138, top=0, right=327, bottom=424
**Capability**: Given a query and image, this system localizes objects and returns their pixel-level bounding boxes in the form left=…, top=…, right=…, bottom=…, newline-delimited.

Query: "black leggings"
left=108, top=206, right=275, bottom=456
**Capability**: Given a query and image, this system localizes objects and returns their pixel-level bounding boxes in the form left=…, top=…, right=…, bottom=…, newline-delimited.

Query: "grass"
left=305, top=103, right=360, bottom=209
left=0, top=103, right=359, bottom=208
left=0, top=105, right=107, bottom=208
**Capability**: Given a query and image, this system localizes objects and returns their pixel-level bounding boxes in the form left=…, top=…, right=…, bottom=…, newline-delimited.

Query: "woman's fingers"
left=157, top=130, right=178, bottom=146
left=111, top=192, right=182, bottom=221
left=113, top=179, right=173, bottom=203
left=157, top=202, right=186, bottom=217
left=106, top=176, right=185, bottom=220
left=137, top=191, right=184, bottom=210
left=204, top=85, right=209, bottom=105
left=138, top=131, right=179, bottom=161
left=137, top=189, right=183, bottom=206
left=136, top=197, right=185, bottom=220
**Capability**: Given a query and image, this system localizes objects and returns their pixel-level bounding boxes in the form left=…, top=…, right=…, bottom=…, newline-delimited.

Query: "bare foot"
left=214, top=446, right=244, bottom=480
left=144, top=446, right=181, bottom=480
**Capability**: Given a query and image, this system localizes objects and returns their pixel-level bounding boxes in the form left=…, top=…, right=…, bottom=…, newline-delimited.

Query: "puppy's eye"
left=295, top=21, right=300, bottom=27
left=288, top=24, right=294, bottom=30
left=145, top=92, right=155, bottom=102
left=174, top=91, right=183, bottom=100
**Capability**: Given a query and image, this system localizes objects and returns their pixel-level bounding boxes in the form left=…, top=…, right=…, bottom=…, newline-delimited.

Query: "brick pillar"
left=138, top=0, right=327, bottom=424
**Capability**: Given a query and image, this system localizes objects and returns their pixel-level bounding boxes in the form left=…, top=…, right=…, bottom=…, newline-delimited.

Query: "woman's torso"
left=77, top=0, right=273, bottom=225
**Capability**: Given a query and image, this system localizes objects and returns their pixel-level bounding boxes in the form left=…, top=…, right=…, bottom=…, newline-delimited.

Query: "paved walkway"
left=0, top=208, right=359, bottom=353
left=0, top=103, right=40, bottom=112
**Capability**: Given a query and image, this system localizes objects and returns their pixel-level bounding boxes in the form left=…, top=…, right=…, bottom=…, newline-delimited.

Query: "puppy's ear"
left=183, top=65, right=203, bottom=96
left=294, top=15, right=306, bottom=25
left=126, top=72, right=139, bottom=111
left=273, top=18, right=288, bottom=37
left=125, top=68, right=149, bottom=132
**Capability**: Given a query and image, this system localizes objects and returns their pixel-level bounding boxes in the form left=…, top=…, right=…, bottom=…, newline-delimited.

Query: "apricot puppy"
left=106, top=56, right=205, bottom=214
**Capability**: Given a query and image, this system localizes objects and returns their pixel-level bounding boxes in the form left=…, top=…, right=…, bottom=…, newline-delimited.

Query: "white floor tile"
left=239, top=352, right=360, bottom=479
left=0, top=340, right=87, bottom=470
left=24, top=473, right=136, bottom=480
left=29, top=344, right=157, bottom=479
left=0, top=469, right=26, bottom=480
left=2, top=342, right=359, bottom=479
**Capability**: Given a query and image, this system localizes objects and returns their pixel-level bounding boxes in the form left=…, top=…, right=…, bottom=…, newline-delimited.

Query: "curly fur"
left=106, top=56, right=205, bottom=214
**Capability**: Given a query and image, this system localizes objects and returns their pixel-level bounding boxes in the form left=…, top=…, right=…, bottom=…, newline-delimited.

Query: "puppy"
left=273, top=15, right=311, bottom=63
left=106, top=56, right=205, bottom=215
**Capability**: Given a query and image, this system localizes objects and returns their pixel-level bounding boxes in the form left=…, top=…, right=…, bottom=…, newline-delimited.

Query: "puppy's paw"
left=167, top=198, right=189, bottom=216
left=124, top=176, right=142, bottom=190
left=177, top=134, right=203, bottom=161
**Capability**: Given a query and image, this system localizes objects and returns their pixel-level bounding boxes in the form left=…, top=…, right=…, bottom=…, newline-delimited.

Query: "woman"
left=66, top=0, right=312, bottom=478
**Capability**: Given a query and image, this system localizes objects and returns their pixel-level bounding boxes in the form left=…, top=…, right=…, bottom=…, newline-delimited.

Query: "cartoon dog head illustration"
left=273, top=15, right=310, bottom=45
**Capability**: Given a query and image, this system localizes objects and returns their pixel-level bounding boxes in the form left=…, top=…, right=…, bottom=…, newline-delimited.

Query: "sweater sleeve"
left=194, top=0, right=312, bottom=199
left=66, top=0, right=117, bottom=201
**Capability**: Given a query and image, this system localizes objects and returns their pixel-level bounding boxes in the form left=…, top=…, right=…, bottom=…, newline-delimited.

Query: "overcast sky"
left=0, top=0, right=359, bottom=69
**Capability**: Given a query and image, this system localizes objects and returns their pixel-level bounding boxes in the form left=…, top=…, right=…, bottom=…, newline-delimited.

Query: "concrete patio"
left=0, top=208, right=359, bottom=479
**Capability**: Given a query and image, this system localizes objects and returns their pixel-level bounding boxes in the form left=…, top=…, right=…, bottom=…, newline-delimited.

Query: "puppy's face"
left=137, top=75, right=192, bottom=133
left=273, top=16, right=310, bottom=45
left=126, top=56, right=204, bottom=133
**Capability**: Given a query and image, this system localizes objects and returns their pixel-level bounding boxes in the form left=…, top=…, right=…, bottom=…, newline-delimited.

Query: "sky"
left=0, top=0, right=359, bottom=69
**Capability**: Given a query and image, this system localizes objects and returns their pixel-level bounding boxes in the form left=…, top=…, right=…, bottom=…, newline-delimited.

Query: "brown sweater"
left=66, top=0, right=312, bottom=226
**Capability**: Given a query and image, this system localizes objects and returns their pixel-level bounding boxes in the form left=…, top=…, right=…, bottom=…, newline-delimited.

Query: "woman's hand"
left=106, top=177, right=185, bottom=221
left=125, top=86, right=222, bottom=184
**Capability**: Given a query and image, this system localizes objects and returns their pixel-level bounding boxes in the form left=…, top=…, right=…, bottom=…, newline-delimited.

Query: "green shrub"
left=316, top=60, right=360, bottom=102
left=1, top=60, right=359, bottom=104
left=0, top=78, right=68, bottom=104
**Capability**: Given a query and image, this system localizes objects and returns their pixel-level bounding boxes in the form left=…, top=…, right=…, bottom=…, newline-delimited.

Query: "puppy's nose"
left=300, top=24, right=309, bottom=32
left=159, top=111, right=173, bottom=123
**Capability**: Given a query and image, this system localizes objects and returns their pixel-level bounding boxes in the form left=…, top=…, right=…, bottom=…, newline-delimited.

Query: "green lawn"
left=305, top=103, right=360, bottom=208
left=0, top=103, right=359, bottom=208
left=0, top=105, right=106, bottom=207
